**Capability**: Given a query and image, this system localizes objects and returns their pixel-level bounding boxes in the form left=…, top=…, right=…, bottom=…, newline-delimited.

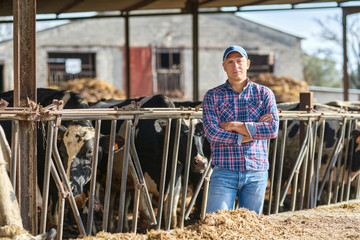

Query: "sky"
left=238, top=8, right=343, bottom=56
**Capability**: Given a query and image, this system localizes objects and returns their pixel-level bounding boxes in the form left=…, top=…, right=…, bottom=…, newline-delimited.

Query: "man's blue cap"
left=223, top=45, right=248, bottom=61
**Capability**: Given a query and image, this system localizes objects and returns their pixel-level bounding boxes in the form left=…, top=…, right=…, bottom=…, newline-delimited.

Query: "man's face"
left=222, top=51, right=250, bottom=82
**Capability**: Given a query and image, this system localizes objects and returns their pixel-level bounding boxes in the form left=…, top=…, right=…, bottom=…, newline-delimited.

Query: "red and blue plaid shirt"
left=203, top=79, right=279, bottom=171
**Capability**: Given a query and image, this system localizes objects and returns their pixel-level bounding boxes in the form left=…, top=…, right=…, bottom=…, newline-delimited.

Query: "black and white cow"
left=173, top=101, right=211, bottom=219
left=349, top=129, right=360, bottom=181
left=0, top=88, right=104, bottom=229
left=91, top=95, right=209, bottom=231
left=274, top=102, right=360, bottom=206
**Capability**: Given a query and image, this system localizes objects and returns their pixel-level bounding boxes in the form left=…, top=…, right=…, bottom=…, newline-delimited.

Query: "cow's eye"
left=86, top=149, right=93, bottom=157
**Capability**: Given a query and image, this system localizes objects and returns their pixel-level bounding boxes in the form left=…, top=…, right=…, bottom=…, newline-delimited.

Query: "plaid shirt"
left=203, top=79, right=279, bottom=171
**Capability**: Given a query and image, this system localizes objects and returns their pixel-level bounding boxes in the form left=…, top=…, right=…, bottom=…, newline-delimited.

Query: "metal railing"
left=1, top=103, right=359, bottom=239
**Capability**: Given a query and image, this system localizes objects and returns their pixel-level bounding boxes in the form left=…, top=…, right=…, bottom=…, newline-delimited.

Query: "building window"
left=156, top=48, right=183, bottom=98
left=247, top=53, right=274, bottom=78
left=47, top=52, right=96, bottom=87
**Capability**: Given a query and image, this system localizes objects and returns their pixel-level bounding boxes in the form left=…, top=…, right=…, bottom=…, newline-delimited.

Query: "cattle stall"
left=0, top=101, right=359, bottom=239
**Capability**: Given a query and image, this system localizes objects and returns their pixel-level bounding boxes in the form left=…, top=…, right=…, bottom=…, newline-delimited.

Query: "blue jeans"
left=206, top=166, right=268, bottom=215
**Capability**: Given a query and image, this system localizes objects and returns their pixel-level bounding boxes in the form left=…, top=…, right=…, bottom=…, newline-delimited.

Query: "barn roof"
left=0, top=0, right=359, bottom=17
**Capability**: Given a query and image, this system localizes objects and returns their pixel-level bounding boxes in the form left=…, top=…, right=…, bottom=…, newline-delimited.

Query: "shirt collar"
left=225, top=78, right=251, bottom=92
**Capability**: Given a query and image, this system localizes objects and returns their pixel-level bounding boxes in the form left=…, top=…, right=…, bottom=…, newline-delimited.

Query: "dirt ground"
left=75, top=201, right=360, bottom=240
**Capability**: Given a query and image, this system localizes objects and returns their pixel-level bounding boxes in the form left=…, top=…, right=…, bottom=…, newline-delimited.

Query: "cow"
left=91, top=95, right=209, bottom=231
left=173, top=101, right=211, bottom=220
left=0, top=123, right=57, bottom=239
left=273, top=102, right=360, bottom=208
left=0, top=88, right=107, bottom=232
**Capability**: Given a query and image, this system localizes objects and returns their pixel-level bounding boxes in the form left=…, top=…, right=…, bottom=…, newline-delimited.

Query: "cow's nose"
left=192, top=155, right=208, bottom=173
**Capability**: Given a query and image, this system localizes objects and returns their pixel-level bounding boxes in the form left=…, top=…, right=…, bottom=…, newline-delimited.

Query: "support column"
left=191, top=1, right=199, bottom=101
left=13, top=0, right=37, bottom=234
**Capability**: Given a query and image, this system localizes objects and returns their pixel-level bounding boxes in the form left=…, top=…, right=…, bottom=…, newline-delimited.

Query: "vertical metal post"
left=124, top=13, right=131, bottom=98
left=40, top=121, right=55, bottom=234
left=342, top=8, right=349, bottom=101
left=274, top=120, right=287, bottom=214
left=192, top=2, right=199, bottom=101
left=10, top=120, right=19, bottom=188
left=180, top=119, right=194, bottom=228
left=86, top=120, right=101, bottom=235
left=165, top=119, right=181, bottom=230
left=117, top=120, right=131, bottom=233
left=13, top=0, right=37, bottom=233
left=314, top=119, right=325, bottom=208
left=156, top=119, right=171, bottom=229
left=102, top=120, right=117, bottom=231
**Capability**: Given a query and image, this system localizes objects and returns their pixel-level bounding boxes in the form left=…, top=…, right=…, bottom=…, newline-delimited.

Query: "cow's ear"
left=352, top=130, right=360, bottom=144
left=113, top=136, right=125, bottom=152
left=57, top=125, right=67, bottom=141
left=99, top=135, right=125, bottom=153
left=154, top=119, right=167, bottom=133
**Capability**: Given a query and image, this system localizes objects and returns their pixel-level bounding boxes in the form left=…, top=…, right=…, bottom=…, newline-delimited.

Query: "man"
left=202, top=45, right=279, bottom=215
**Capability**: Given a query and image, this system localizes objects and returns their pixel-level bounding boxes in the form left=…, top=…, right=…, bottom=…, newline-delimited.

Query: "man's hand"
left=258, top=113, right=273, bottom=122
left=241, top=135, right=253, bottom=143
left=219, top=121, right=243, bottom=132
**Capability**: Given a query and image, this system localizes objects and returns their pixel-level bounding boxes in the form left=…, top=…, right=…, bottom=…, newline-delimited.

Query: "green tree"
left=315, top=14, right=360, bottom=89
left=303, top=50, right=341, bottom=88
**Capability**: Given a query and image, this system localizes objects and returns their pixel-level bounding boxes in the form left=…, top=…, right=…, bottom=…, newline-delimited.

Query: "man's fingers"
left=259, top=114, right=273, bottom=122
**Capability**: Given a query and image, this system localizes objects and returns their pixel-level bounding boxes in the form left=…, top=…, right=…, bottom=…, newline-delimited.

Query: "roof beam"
left=237, top=0, right=265, bottom=8
left=343, top=6, right=360, bottom=15
left=56, top=0, right=86, bottom=15
left=198, top=0, right=218, bottom=6
left=121, top=0, right=158, bottom=12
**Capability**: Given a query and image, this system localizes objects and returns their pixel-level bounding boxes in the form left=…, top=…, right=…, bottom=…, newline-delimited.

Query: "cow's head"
left=155, top=118, right=209, bottom=174
left=57, top=120, right=95, bottom=196
left=190, top=119, right=210, bottom=173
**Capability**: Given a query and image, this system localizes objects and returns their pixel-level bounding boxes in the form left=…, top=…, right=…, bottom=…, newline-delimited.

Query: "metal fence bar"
left=40, top=121, right=54, bottom=234
left=314, top=119, right=325, bottom=208
left=156, top=119, right=171, bottom=230
left=117, top=120, right=131, bottom=233
left=165, top=119, right=181, bottom=230
left=274, top=120, right=287, bottom=214
left=346, top=119, right=358, bottom=201
left=102, top=119, right=117, bottom=231
left=184, top=162, right=212, bottom=220
left=10, top=120, right=19, bottom=188
left=86, top=120, right=102, bottom=235
left=180, top=119, right=194, bottom=228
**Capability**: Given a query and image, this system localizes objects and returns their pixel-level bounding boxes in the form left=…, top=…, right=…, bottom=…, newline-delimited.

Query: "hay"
left=74, top=202, right=360, bottom=240
left=252, top=73, right=309, bottom=103
left=60, top=78, right=126, bottom=103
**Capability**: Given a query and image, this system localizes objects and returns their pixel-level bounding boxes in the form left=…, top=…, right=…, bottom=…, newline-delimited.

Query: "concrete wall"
left=0, top=13, right=303, bottom=101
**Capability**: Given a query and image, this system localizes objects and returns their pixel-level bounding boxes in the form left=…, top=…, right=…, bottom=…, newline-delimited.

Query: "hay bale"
left=252, top=73, right=309, bottom=103
left=61, top=78, right=126, bottom=103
